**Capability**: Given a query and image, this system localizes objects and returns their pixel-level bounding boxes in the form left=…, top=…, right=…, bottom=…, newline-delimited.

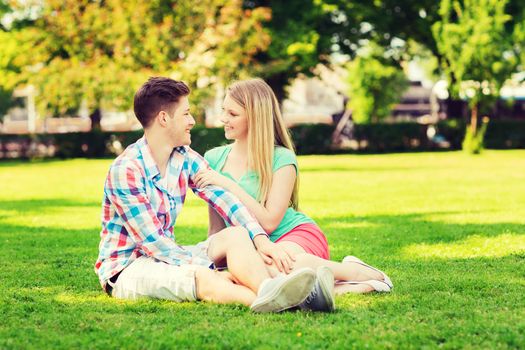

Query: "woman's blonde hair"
left=227, top=78, right=299, bottom=210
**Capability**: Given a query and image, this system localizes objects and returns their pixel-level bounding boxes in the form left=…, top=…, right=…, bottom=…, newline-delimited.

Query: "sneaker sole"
left=251, top=268, right=316, bottom=313
left=316, top=266, right=336, bottom=312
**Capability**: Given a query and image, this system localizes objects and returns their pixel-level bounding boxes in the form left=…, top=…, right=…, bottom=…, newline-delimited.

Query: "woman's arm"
left=208, top=204, right=226, bottom=237
left=195, top=165, right=296, bottom=234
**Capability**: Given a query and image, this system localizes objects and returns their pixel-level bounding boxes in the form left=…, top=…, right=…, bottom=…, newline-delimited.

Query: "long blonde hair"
left=227, top=78, right=299, bottom=210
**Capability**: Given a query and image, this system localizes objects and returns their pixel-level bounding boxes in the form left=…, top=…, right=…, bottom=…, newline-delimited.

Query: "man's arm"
left=186, top=149, right=267, bottom=240
left=107, top=162, right=208, bottom=266
left=187, top=149, right=296, bottom=272
left=208, top=204, right=227, bottom=237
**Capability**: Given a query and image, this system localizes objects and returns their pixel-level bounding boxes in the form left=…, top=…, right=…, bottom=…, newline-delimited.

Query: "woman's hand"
left=194, top=168, right=230, bottom=189
left=253, top=235, right=296, bottom=273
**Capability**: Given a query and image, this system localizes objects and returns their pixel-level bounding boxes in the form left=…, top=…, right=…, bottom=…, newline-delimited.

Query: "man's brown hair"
left=133, top=77, right=190, bottom=128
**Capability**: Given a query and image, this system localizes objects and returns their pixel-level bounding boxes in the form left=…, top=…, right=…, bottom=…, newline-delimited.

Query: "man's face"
left=167, top=96, right=195, bottom=146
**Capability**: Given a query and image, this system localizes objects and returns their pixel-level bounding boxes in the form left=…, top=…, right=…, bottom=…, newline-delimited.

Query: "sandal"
left=342, top=255, right=394, bottom=289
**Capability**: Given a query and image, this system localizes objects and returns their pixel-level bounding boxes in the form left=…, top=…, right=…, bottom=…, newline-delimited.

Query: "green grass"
left=1, top=150, right=524, bottom=349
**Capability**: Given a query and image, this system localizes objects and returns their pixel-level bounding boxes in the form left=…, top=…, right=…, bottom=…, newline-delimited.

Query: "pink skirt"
left=275, top=223, right=330, bottom=260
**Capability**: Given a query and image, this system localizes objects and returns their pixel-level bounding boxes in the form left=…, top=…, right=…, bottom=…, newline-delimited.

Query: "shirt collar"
left=137, top=137, right=188, bottom=180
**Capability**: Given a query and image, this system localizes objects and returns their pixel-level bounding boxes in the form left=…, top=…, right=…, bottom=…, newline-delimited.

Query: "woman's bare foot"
left=342, top=256, right=384, bottom=282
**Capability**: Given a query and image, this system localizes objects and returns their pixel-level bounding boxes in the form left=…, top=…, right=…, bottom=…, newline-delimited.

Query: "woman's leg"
left=271, top=242, right=375, bottom=294
left=276, top=241, right=384, bottom=282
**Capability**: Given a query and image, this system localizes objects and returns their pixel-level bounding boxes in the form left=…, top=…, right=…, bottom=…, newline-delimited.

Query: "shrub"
left=1, top=120, right=524, bottom=159
left=353, top=123, right=428, bottom=152
left=289, top=124, right=334, bottom=154
left=484, top=119, right=525, bottom=149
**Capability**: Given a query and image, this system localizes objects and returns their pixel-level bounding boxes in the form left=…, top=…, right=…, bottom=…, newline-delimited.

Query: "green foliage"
left=0, top=87, right=14, bottom=119
left=353, top=122, right=428, bottom=152
left=289, top=124, right=334, bottom=154
left=484, top=119, right=525, bottom=148
left=1, top=152, right=525, bottom=348
left=3, top=120, right=525, bottom=159
left=346, top=52, right=408, bottom=124
left=328, top=1, right=441, bottom=58
left=436, top=119, right=467, bottom=149
left=514, top=15, right=525, bottom=71
left=329, top=1, right=524, bottom=103
left=0, top=0, right=270, bottom=124
left=433, top=0, right=518, bottom=108
left=243, top=0, right=339, bottom=100
left=433, top=0, right=519, bottom=153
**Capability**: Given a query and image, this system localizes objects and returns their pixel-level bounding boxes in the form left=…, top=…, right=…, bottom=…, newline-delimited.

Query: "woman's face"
left=221, top=93, right=249, bottom=141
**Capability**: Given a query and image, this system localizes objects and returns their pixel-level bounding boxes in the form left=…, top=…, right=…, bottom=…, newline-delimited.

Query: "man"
left=94, top=77, right=316, bottom=312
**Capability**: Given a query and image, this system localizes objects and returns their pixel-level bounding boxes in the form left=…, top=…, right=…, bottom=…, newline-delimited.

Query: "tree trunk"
left=470, top=103, right=478, bottom=135
left=90, top=108, right=101, bottom=131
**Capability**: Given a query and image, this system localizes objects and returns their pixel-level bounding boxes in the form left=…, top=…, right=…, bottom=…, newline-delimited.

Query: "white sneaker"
left=250, top=267, right=316, bottom=313
left=299, top=266, right=336, bottom=312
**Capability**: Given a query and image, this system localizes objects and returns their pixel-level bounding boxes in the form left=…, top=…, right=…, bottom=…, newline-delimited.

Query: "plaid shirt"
left=94, top=136, right=266, bottom=288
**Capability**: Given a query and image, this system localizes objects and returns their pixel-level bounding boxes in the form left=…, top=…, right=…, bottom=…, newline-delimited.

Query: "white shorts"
left=110, top=240, right=214, bottom=302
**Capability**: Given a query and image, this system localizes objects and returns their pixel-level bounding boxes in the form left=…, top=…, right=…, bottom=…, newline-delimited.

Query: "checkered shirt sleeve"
left=186, top=149, right=267, bottom=240
left=105, top=161, right=208, bottom=266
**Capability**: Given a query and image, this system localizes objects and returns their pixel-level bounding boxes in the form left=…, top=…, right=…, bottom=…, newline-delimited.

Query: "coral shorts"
left=275, top=223, right=330, bottom=260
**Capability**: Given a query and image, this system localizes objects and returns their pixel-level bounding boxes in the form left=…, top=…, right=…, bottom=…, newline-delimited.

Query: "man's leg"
left=206, top=227, right=317, bottom=312
left=206, top=227, right=273, bottom=292
left=195, top=267, right=255, bottom=306
left=111, top=255, right=256, bottom=305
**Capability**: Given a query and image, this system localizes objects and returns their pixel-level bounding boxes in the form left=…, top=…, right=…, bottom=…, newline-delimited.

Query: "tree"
left=433, top=0, right=519, bottom=153
left=346, top=49, right=408, bottom=124
left=326, top=0, right=524, bottom=118
left=0, top=0, right=38, bottom=120
left=243, top=0, right=347, bottom=102
left=0, top=0, right=270, bottom=128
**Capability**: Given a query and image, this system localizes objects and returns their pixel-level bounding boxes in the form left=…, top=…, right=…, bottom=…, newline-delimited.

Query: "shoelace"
left=304, top=287, right=318, bottom=304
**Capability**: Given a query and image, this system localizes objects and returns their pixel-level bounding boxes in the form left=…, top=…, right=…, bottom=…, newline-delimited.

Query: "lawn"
left=0, top=150, right=524, bottom=349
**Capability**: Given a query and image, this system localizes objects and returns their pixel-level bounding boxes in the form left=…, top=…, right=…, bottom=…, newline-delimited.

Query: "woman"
left=194, top=78, right=392, bottom=298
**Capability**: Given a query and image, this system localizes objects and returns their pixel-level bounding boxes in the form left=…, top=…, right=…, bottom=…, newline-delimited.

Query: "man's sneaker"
left=299, top=266, right=335, bottom=312
left=250, top=267, right=316, bottom=313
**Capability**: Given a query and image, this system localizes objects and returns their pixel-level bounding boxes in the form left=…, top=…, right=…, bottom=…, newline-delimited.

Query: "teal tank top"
left=204, top=145, right=315, bottom=242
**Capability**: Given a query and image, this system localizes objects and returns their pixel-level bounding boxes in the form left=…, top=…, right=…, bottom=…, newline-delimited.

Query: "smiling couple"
left=94, top=77, right=393, bottom=313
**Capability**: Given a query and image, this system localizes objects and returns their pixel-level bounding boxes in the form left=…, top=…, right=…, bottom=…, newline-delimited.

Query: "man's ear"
left=157, top=111, right=169, bottom=127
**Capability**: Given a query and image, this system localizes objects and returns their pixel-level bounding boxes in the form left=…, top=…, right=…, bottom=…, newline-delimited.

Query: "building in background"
left=2, top=67, right=525, bottom=134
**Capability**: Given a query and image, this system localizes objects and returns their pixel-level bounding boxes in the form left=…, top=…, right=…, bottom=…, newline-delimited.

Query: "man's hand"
left=253, top=235, right=296, bottom=273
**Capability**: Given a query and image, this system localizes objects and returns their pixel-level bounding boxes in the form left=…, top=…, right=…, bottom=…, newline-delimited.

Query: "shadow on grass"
left=1, top=208, right=524, bottom=324
left=0, top=198, right=100, bottom=213
left=315, top=211, right=525, bottom=260
left=300, top=164, right=440, bottom=173
left=0, top=158, right=96, bottom=167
